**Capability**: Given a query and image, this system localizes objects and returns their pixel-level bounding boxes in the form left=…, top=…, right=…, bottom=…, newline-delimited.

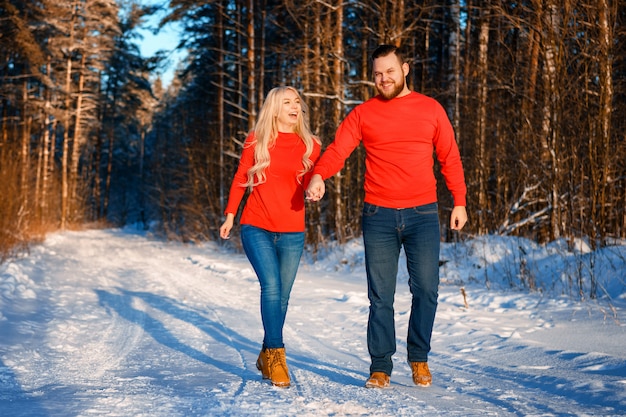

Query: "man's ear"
left=402, top=62, right=410, bottom=77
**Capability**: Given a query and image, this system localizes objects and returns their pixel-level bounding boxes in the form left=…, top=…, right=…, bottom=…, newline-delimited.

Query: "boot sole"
left=365, top=381, right=390, bottom=388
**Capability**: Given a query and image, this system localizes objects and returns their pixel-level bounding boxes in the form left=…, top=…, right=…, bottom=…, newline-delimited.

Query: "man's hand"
left=450, top=206, right=468, bottom=231
left=305, top=174, right=325, bottom=202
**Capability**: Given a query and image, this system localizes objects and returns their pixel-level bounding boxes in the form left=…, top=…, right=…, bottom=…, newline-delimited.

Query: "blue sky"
left=136, top=2, right=184, bottom=86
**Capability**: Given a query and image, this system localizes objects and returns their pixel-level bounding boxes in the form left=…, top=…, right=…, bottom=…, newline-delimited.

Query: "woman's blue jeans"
left=240, top=225, right=305, bottom=349
left=362, top=202, right=440, bottom=375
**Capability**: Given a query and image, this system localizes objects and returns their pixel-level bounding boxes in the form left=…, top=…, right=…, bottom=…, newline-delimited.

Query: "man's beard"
left=377, top=78, right=405, bottom=100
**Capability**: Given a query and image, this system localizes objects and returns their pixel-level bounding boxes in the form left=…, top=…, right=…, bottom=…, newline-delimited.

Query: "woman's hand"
left=220, top=213, right=235, bottom=239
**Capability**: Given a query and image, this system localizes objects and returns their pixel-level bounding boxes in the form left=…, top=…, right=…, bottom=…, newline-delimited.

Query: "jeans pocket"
left=412, top=202, right=438, bottom=215
left=363, top=202, right=379, bottom=217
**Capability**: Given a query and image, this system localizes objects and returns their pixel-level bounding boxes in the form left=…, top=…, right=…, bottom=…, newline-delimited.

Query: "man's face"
left=373, top=53, right=408, bottom=100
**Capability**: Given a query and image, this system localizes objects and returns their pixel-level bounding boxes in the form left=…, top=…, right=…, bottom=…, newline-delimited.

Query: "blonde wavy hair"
left=243, top=86, right=320, bottom=188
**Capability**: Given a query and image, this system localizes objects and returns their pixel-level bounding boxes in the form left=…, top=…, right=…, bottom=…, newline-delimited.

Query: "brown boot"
left=365, top=372, right=390, bottom=388
left=256, top=348, right=270, bottom=379
left=410, top=361, right=432, bottom=387
left=266, top=348, right=290, bottom=388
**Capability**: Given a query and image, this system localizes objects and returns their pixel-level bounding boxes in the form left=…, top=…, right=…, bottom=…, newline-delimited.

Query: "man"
left=306, top=44, right=468, bottom=388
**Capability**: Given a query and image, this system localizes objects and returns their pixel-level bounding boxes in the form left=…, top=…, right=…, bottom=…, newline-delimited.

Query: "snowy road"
left=1, top=228, right=625, bottom=416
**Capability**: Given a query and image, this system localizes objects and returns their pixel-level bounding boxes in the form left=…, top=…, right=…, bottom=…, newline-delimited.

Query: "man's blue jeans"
left=361, top=202, right=440, bottom=375
left=240, top=224, right=305, bottom=349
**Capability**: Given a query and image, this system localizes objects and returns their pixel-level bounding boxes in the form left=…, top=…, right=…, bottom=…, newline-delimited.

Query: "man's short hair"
left=371, top=44, right=407, bottom=64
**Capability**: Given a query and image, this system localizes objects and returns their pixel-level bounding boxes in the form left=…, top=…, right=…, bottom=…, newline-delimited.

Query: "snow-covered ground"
left=1, top=227, right=625, bottom=416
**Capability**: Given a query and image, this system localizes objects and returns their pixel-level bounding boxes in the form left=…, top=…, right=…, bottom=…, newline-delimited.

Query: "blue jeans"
left=362, top=202, right=440, bottom=375
left=240, top=225, right=305, bottom=349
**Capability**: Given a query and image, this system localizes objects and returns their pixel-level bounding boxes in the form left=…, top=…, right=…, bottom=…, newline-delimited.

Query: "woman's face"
left=275, top=89, right=301, bottom=132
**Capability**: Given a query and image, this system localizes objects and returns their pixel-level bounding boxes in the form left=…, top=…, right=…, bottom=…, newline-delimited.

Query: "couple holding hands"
left=219, top=44, right=468, bottom=389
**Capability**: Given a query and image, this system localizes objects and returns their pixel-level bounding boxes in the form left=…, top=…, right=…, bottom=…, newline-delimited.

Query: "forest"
left=1, top=0, right=624, bottom=262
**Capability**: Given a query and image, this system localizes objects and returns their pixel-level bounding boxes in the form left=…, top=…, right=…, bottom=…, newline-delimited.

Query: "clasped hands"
left=305, top=174, right=325, bottom=202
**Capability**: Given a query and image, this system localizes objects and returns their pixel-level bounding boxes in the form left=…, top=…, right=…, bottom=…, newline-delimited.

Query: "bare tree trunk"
left=35, top=120, right=44, bottom=219
left=391, top=0, right=405, bottom=44
left=462, top=0, right=472, bottom=103
left=69, top=54, right=86, bottom=223
left=305, top=0, right=324, bottom=249
left=138, top=128, right=146, bottom=227
left=258, top=5, right=266, bottom=112
left=94, top=123, right=103, bottom=220
left=331, top=0, right=345, bottom=243
left=61, top=53, right=73, bottom=230
left=36, top=107, right=51, bottom=222
left=595, top=0, right=613, bottom=247
left=218, top=0, right=226, bottom=214
left=247, top=0, right=256, bottom=130
left=48, top=120, right=57, bottom=216
left=237, top=0, right=244, bottom=125
left=541, top=1, right=561, bottom=241
left=524, top=24, right=540, bottom=129
left=103, top=126, right=114, bottom=219
left=421, top=20, right=430, bottom=93
left=474, top=6, right=490, bottom=234
left=36, top=61, right=53, bottom=222
left=59, top=0, right=81, bottom=230
left=450, top=0, right=462, bottom=143
left=521, top=7, right=541, bottom=164
left=19, top=81, right=30, bottom=230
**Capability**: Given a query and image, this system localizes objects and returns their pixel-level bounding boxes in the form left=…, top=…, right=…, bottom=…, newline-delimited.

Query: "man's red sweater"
left=225, top=132, right=321, bottom=232
left=312, top=91, right=467, bottom=208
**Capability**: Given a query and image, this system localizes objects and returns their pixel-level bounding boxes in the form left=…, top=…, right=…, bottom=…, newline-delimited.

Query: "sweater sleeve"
left=302, top=140, right=323, bottom=189
left=312, top=109, right=362, bottom=180
left=432, top=103, right=467, bottom=206
left=224, top=133, right=255, bottom=215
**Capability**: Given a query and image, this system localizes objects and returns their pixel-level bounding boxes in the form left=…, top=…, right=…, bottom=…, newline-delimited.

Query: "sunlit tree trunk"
left=19, top=81, right=31, bottom=230
left=94, top=99, right=104, bottom=220
left=462, top=0, right=472, bottom=103
left=59, top=0, right=82, bottom=230
left=331, top=0, right=345, bottom=243
left=421, top=17, right=431, bottom=95
left=258, top=5, right=266, bottom=114
left=474, top=6, right=490, bottom=234
left=237, top=0, right=244, bottom=125
left=247, top=0, right=256, bottom=130
left=523, top=16, right=540, bottom=139
left=391, top=0, right=405, bottom=44
left=104, top=122, right=114, bottom=219
left=594, top=0, right=613, bottom=247
left=69, top=53, right=86, bottom=223
left=38, top=61, right=54, bottom=222
left=36, top=105, right=51, bottom=222
left=218, top=0, right=226, bottom=214
left=541, top=1, right=561, bottom=241
left=61, top=52, right=73, bottom=230
left=48, top=120, right=58, bottom=217
left=305, top=1, right=324, bottom=248
left=449, top=0, right=462, bottom=143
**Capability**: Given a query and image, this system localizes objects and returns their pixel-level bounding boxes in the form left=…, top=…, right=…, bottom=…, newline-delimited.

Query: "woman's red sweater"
left=225, top=131, right=321, bottom=232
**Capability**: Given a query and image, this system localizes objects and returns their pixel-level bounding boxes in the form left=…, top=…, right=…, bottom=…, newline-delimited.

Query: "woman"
left=220, top=86, right=321, bottom=388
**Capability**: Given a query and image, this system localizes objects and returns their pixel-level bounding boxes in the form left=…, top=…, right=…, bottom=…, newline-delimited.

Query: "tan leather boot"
left=266, top=347, right=290, bottom=387
left=410, top=361, right=432, bottom=387
left=365, top=372, right=390, bottom=388
left=256, top=348, right=270, bottom=379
